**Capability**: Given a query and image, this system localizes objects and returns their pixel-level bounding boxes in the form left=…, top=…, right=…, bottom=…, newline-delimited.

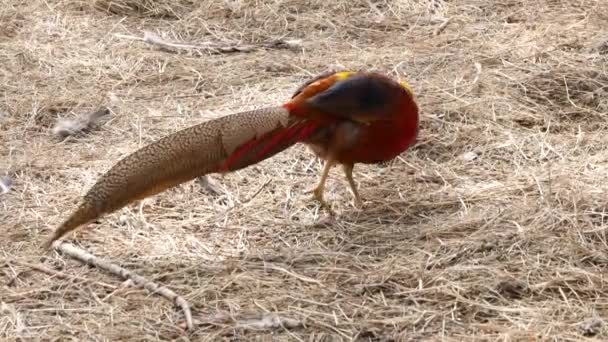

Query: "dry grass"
left=2, top=0, right=608, bottom=340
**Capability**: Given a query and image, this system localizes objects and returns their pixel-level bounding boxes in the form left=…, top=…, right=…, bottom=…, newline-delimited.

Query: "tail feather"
left=43, top=106, right=317, bottom=249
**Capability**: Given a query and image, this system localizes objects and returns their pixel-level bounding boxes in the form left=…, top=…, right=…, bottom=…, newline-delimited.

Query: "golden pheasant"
left=43, top=70, right=419, bottom=249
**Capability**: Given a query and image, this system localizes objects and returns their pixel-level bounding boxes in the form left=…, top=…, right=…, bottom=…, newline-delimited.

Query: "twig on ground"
left=8, top=260, right=117, bottom=289
left=267, top=264, right=324, bottom=286
left=48, top=241, right=194, bottom=330
left=235, top=314, right=303, bottom=330
left=0, top=176, right=12, bottom=195
left=52, top=106, right=111, bottom=139
left=433, top=17, right=452, bottom=36
left=194, top=312, right=302, bottom=331
left=115, top=31, right=302, bottom=55
left=472, top=62, right=483, bottom=86
left=240, top=178, right=272, bottom=204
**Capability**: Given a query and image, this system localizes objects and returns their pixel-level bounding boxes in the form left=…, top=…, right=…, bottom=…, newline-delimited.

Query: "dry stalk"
left=52, top=107, right=111, bottom=139
left=0, top=176, right=12, bottom=195
left=115, top=31, right=303, bottom=55
left=433, top=17, right=452, bottom=36
left=235, top=314, right=303, bottom=330
left=48, top=241, right=194, bottom=330
left=8, top=260, right=117, bottom=289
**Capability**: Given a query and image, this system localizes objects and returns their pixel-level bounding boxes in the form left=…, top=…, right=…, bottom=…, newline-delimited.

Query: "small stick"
left=240, top=178, right=272, bottom=204
left=433, top=17, right=452, bottom=36
left=471, top=62, right=483, bottom=86
left=236, top=314, right=302, bottom=330
left=9, top=260, right=117, bottom=289
left=52, top=106, right=111, bottom=139
left=48, top=241, right=194, bottom=330
left=0, top=176, right=13, bottom=195
left=115, top=31, right=302, bottom=55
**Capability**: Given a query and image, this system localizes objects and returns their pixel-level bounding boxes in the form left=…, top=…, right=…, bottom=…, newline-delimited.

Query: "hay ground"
left=2, top=0, right=608, bottom=340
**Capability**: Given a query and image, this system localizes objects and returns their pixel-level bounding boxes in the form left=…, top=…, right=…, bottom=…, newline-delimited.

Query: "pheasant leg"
left=305, top=158, right=336, bottom=215
left=342, top=163, right=363, bottom=208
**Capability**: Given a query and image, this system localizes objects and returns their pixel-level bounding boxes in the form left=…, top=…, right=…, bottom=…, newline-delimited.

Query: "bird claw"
left=306, top=187, right=362, bottom=213
left=308, top=188, right=335, bottom=216
left=352, top=197, right=364, bottom=210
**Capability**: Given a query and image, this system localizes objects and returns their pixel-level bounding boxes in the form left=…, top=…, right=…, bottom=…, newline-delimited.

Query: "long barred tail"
left=43, top=106, right=319, bottom=249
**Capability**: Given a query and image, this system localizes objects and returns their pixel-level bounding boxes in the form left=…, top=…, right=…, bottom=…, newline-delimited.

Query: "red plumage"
left=221, top=70, right=419, bottom=211
left=43, top=70, right=420, bottom=248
